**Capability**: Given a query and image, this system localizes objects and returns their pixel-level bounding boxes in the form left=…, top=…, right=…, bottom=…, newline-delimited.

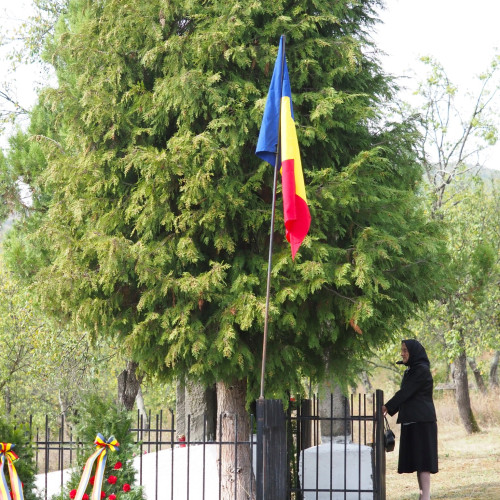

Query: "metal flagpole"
left=259, top=35, right=287, bottom=401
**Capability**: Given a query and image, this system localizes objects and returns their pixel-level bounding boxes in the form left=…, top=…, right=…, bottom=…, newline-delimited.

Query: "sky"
left=374, top=0, right=500, bottom=86
left=373, top=0, right=500, bottom=170
left=1, top=0, right=500, bottom=167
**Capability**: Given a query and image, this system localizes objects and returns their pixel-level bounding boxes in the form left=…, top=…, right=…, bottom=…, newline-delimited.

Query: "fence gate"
left=256, top=390, right=386, bottom=500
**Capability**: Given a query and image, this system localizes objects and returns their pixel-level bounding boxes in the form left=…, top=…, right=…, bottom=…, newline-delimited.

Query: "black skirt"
left=398, top=421, right=438, bottom=474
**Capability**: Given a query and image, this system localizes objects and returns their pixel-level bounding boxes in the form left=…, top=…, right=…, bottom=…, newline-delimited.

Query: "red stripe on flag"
left=281, top=159, right=297, bottom=221
left=282, top=159, right=311, bottom=259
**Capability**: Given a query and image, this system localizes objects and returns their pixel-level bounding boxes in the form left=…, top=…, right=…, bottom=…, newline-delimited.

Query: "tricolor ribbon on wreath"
left=74, top=434, right=119, bottom=500
left=0, top=442, right=24, bottom=500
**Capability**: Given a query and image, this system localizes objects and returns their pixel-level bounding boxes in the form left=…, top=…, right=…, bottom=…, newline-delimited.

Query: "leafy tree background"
left=0, top=252, right=111, bottom=422
left=0, top=242, right=176, bottom=424
left=373, top=55, right=500, bottom=433
left=411, top=57, right=499, bottom=433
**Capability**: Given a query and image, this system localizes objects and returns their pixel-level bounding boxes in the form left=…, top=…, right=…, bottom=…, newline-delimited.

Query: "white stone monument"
left=299, top=441, right=373, bottom=500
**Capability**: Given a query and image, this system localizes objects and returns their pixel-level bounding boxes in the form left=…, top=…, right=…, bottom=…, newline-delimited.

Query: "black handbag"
left=384, top=416, right=395, bottom=452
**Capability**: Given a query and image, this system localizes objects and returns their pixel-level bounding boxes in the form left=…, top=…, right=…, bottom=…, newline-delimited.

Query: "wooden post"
left=256, top=399, right=287, bottom=500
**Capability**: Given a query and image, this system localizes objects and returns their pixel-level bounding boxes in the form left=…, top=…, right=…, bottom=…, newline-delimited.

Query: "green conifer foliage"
left=5, top=0, right=447, bottom=399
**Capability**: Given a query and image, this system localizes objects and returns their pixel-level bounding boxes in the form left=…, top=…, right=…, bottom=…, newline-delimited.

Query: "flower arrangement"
left=56, top=394, right=145, bottom=500
left=0, top=418, right=38, bottom=500
left=67, top=458, right=136, bottom=500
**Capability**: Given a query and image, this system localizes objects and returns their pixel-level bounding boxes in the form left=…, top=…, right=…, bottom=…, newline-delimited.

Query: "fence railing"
left=29, top=391, right=385, bottom=500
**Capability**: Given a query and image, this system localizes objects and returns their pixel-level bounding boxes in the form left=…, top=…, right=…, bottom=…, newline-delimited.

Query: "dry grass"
left=385, top=391, right=500, bottom=500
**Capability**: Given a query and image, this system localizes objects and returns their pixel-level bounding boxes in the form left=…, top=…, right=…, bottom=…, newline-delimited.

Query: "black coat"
left=385, top=340, right=437, bottom=424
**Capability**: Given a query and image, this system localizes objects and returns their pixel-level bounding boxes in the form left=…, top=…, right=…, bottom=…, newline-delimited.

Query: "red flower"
left=101, top=492, right=106, bottom=499
left=107, top=476, right=117, bottom=485
left=69, top=490, right=77, bottom=499
left=122, top=484, right=131, bottom=493
left=89, top=476, right=95, bottom=486
left=113, top=462, right=122, bottom=470
left=108, top=495, right=116, bottom=500
left=82, top=495, right=89, bottom=500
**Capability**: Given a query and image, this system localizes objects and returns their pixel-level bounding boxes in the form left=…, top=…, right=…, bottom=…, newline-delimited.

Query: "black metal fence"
left=30, top=391, right=386, bottom=500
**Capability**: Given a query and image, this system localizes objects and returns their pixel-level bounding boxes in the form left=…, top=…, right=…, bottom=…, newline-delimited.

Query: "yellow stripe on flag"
left=280, top=96, right=307, bottom=202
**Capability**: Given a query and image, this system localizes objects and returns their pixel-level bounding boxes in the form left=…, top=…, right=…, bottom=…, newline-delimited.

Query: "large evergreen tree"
left=2, top=2, right=449, bottom=489
left=4, top=0, right=448, bottom=404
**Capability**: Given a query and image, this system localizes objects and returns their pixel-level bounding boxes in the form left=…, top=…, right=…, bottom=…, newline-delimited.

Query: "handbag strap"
left=384, top=415, right=392, bottom=431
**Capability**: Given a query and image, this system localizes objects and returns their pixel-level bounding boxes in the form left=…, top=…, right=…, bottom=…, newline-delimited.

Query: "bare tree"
left=417, top=56, right=499, bottom=213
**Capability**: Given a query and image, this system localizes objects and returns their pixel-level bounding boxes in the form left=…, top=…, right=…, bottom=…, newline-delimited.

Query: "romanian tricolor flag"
left=256, top=35, right=311, bottom=259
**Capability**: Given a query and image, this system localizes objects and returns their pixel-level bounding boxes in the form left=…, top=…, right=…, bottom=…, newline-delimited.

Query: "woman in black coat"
left=382, top=339, right=438, bottom=500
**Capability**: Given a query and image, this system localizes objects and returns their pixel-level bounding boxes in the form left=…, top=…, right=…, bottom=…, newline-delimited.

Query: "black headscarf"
left=401, top=339, right=430, bottom=367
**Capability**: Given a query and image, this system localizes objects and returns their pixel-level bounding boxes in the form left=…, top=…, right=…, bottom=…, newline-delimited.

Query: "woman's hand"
left=381, top=405, right=388, bottom=416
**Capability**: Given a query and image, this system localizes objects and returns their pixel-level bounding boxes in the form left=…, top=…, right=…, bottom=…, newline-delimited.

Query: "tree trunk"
left=318, top=382, right=351, bottom=443
left=117, top=360, right=142, bottom=410
left=467, top=357, right=487, bottom=394
left=186, top=381, right=217, bottom=441
left=4, top=386, right=11, bottom=416
left=490, top=351, right=499, bottom=388
left=216, top=379, right=255, bottom=500
left=361, top=371, right=373, bottom=393
left=176, top=380, right=186, bottom=439
left=450, top=361, right=455, bottom=381
left=58, top=389, right=72, bottom=417
left=136, top=386, right=149, bottom=428
left=453, top=351, right=480, bottom=433
left=176, top=378, right=217, bottom=441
